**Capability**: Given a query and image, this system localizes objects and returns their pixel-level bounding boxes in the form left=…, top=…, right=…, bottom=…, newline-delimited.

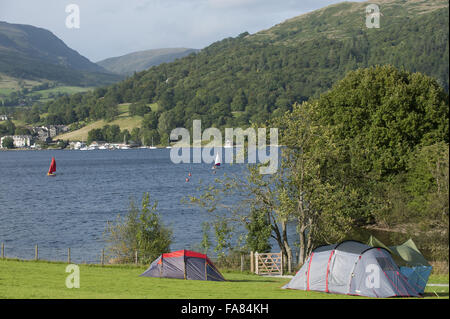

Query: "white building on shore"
left=0, top=135, right=33, bottom=148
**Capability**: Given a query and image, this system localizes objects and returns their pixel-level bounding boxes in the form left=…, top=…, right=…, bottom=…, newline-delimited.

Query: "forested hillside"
left=42, top=0, right=448, bottom=144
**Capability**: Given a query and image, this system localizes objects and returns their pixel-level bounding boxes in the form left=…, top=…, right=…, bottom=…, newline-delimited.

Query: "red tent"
left=140, top=250, right=225, bottom=281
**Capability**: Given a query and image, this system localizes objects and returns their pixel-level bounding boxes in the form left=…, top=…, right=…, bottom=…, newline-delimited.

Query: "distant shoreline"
left=1, top=145, right=283, bottom=151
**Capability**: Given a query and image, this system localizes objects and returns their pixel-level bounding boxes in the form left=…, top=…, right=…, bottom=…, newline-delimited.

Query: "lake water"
left=0, top=148, right=253, bottom=263
left=0, top=148, right=420, bottom=264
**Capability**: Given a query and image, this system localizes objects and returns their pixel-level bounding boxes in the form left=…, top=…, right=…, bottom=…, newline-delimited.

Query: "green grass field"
left=30, top=86, right=94, bottom=103
left=0, top=73, right=41, bottom=95
left=55, top=103, right=159, bottom=142
left=0, top=72, right=93, bottom=101
left=56, top=103, right=143, bottom=142
left=0, top=259, right=448, bottom=299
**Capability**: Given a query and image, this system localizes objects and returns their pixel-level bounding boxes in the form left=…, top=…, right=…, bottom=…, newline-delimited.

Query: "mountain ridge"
left=97, top=48, right=200, bottom=75
left=0, top=21, right=122, bottom=87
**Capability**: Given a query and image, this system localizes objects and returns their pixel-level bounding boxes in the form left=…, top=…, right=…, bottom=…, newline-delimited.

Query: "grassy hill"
left=97, top=48, right=200, bottom=75
left=251, top=0, right=449, bottom=44
left=0, top=72, right=95, bottom=108
left=0, top=72, right=41, bottom=96
left=56, top=103, right=144, bottom=141
left=0, top=259, right=448, bottom=298
left=0, top=21, right=123, bottom=87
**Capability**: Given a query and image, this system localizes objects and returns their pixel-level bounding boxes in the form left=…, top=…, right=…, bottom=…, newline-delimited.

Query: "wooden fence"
left=1, top=244, right=290, bottom=275
left=0, top=243, right=139, bottom=266
left=253, top=252, right=284, bottom=276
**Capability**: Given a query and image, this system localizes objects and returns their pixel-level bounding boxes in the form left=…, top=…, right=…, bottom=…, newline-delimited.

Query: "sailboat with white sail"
left=212, top=153, right=221, bottom=170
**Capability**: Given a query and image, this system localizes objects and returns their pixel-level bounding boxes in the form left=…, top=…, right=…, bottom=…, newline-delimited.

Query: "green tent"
left=367, top=236, right=432, bottom=294
left=367, top=236, right=431, bottom=267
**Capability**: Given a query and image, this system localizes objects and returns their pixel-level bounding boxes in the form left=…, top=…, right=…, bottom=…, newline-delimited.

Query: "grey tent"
left=283, top=240, right=420, bottom=297
left=140, top=250, right=225, bottom=281
left=367, top=236, right=432, bottom=294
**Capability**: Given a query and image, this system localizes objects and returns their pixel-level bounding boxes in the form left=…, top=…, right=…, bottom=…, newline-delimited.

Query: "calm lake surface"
left=0, top=148, right=255, bottom=262
left=0, top=148, right=416, bottom=263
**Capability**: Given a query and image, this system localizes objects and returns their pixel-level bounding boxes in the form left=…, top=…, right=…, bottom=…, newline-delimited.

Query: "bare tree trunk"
left=271, top=221, right=288, bottom=261
left=281, top=220, right=293, bottom=272
left=298, top=226, right=306, bottom=266
left=306, top=218, right=314, bottom=257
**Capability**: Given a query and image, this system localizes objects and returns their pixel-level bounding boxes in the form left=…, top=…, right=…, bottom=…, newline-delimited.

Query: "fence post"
left=135, top=250, right=138, bottom=265
left=240, top=253, right=244, bottom=272
left=1, top=243, right=4, bottom=259
left=255, top=252, right=259, bottom=275
left=250, top=251, right=254, bottom=273
left=35, top=244, right=38, bottom=261
left=101, top=249, right=104, bottom=266
left=67, top=248, right=71, bottom=264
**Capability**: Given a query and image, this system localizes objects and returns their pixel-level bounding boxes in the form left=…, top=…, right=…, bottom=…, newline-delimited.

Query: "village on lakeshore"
left=0, top=115, right=238, bottom=150
left=0, top=115, right=151, bottom=150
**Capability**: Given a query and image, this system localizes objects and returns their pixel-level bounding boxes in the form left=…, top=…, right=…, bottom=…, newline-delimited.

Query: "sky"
left=0, top=0, right=365, bottom=62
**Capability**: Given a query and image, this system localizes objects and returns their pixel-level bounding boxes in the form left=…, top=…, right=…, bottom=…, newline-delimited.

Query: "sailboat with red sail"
left=47, top=157, right=56, bottom=176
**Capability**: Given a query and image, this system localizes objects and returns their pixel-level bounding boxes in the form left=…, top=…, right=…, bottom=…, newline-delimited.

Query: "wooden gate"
left=254, top=252, right=283, bottom=276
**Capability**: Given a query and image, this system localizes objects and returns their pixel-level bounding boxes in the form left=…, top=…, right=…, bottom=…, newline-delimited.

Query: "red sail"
left=48, top=157, right=56, bottom=174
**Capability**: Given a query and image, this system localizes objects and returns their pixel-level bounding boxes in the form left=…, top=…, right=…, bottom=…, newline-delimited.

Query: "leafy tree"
left=213, top=218, right=234, bottom=261
left=313, top=65, right=449, bottom=178
left=231, top=89, right=247, bottom=112
left=87, top=128, right=103, bottom=144
left=130, top=127, right=141, bottom=144
left=142, top=111, right=159, bottom=130
left=142, top=129, right=160, bottom=146
left=129, top=101, right=151, bottom=117
left=0, top=119, right=15, bottom=136
left=406, top=142, right=449, bottom=227
left=102, top=124, right=121, bottom=142
left=200, top=222, right=212, bottom=254
left=121, top=129, right=131, bottom=144
left=14, top=126, right=31, bottom=135
left=1, top=136, right=14, bottom=149
left=245, top=207, right=272, bottom=253
left=57, top=140, right=69, bottom=149
left=157, top=110, right=177, bottom=137
left=104, top=193, right=172, bottom=264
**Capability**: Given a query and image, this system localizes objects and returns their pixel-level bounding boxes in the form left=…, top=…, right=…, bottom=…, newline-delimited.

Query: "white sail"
left=215, top=153, right=221, bottom=166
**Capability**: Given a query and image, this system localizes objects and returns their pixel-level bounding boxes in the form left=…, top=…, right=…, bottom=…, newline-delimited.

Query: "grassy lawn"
left=0, top=259, right=448, bottom=299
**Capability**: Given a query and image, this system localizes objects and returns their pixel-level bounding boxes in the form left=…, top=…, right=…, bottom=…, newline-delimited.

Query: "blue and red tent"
left=140, top=250, right=225, bottom=281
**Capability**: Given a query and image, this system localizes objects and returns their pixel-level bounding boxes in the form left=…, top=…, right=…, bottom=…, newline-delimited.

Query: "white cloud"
left=207, top=0, right=259, bottom=9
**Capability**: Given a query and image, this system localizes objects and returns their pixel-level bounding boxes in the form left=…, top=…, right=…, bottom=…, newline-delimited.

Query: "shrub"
left=104, top=193, right=173, bottom=264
